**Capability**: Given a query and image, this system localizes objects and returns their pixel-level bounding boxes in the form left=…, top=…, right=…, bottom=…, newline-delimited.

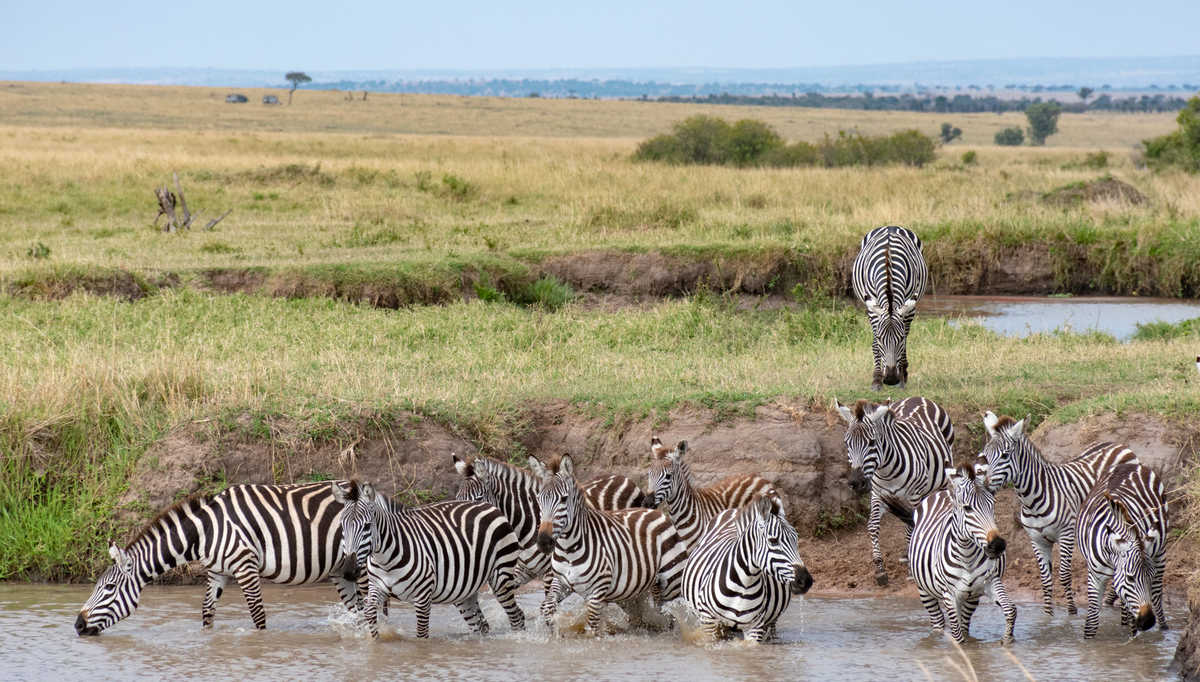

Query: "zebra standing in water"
left=835, top=397, right=953, bottom=586
left=333, top=480, right=525, bottom=639
left=76, top=482, right=366, bottom=635
left=683, top=493, right=813, bottom=643
left=1076, top=462, right=1168, bottom=638
left=908, top=466, right=1016, bottom=644
left=851, top=225, right=928, bottom=390
left=976, top=411, right=1138, bottom=615
left=533, top=454, right=689, bottom=634
left=647, top=437, right=783, bottom=551
left=451, top=454, right=650, bottom=588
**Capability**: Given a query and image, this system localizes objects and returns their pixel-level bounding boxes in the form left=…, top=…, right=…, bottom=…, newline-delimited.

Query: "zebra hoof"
left=875, top=572, right=889, bottom=587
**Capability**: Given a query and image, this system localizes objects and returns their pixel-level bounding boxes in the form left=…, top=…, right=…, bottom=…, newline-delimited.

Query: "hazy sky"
left=4, top=0, right=1199, bottom=71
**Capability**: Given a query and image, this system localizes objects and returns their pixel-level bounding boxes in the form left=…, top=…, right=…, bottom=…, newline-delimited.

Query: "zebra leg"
left=584, top=593, right=607, bottom=635
left=1055, top=532, right=1078, bottom=615
left=871, top=340, right=884, bottom=392
left=991, top=578, right=1017, bottom=644
left=744, top=624, right=772, bottom=644
left=1152, top=557, right=1168, bottom=630
left=363, top=582, right=388, bottom=639
left=1083, top=573, right=1105, bottom=639
left=491, top=576, right=526, bottom=632
left=941, top=593, right=965, bottom=643
left=918, top=587, right=945, bottom=632
left=868, top=491, right=887, bottom=585
left=1103, top=582, right=1118, bottom=607
left=414, top=593, right=433, bottom=639
left=1028, top=532, right=1056, bottom=615
left=201, top=572, right=228, bottom=628
left=234, top=569, right=267, bottom=630
left=541, top=575, right=571, bottom=627
left=455, top=593, right=490, bottom=635
left=697, top=614, right=724, bottom=642
left=333, top=575, right=361, bottom=613
left=958, top=596, right=980, bottom=641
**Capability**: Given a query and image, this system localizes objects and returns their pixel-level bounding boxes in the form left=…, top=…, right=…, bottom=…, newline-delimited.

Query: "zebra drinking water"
left=1076, top=462, right=1167, bottom=639
left=976, top=411, right=1138, bottom=615
left=851, top=225, right=928, bottom=390
left=682, top=492, right=812, bottom=643
left=75, top=482, right=366, bottom=636
left=532, top=454, right=688, bottom=634
left=835, top=397, right=953, bottom=586
left=332, top=480, right=526, bottom=639
left=908, top=465, right=1016, bottom=644
left=646, top=437, right=783, bottom=551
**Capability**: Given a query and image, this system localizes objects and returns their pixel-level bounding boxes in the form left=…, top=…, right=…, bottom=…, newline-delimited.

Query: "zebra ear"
left=452, top=454, right=473, bottom=478
left=754, top=493, right=776, bottom=517
left=650, top=437, right=667, bottom=459
left=559, top=454, right=575, bottom=478
left=330, top=480, right=351, bottom=504
left=1006, top=416, right=1028, bottom=438
left=674, top=441, right=688, bottom=459
left=982, top=411, right=1000, bottom=437
left=864, top=298, right=885, bottom=316
left=359, top=482, right=376, bottom=502
left=527, top=456, right=549, bottom=480
left=835, top=400, right=855, bottom=424
left=109, top=542, right=132, bottom=574
left=867, top=403, right=890, bottom=422
left=896, top=298, right=917, bottom=316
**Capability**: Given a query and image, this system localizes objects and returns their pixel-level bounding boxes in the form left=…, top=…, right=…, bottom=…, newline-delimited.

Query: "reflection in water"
left=0, top=584, right=1182, bottom=681
left=921, top=295, right=1200, bottom=341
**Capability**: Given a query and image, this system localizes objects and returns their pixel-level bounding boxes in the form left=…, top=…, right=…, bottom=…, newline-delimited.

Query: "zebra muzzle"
left=536, top=521, right=555, bottom=554
left=791, top=565, right=813, bottom=595
left=75, top=612, right=99, bottom=636
left=1136, top=604, right=1156, bottom=632
left=985, top=531, right=1006, bottom=559
left=847, top=469, right=869, bottom=494
left=338, top=552, right=360, bottom=582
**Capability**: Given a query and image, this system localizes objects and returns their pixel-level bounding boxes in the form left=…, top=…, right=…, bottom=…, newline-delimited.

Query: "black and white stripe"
left=1076, top=462, right=1167, bottom=638
left=647, top=438, right=783, bottom=551
left=682, top=494, right=812, bottom=643
left=851, top=225, right=928, bottom=389
left=976, top=411, right=1139, bottom=616
left=533, top=454, right=689, bottom=633
left=835, top=396, right=953, bottom=586
left=334, top=481, right=525, bottom=639
left=76, top=481, right=365, bottom=635
left=908, top=466, right=1016, bottom=643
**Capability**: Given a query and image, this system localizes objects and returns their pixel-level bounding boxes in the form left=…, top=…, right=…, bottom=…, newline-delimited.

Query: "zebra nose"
left=536, top=521, right=555, bottom=554
left=791, top=565, right=813, bottom=595
left=848, top=470, right=868, bottom=494
left=1137, top=604, right=1156, bottom=632
left=340, top=553, right=360, bottom=581
left=881, top=366, right=901, bottom=385
left=75, top=612, right=98, bottom=636
left=985, top=533, right=1006, bottom=558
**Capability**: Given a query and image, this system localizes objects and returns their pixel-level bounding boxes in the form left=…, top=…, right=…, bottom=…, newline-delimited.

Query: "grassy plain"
left=1, top=82, right=1198, bottom=579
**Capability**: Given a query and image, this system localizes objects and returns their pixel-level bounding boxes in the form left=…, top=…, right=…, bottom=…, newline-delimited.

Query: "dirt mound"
left=539, top=249, right=814, bottom=297
left=1033, top=411, right=1195, bottom=487
left=1042, top=176, right=1147, bottom=207
left=8, top=268, right=157, bottom=301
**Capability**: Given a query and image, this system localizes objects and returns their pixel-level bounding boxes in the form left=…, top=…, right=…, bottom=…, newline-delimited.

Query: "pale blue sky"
left=4, top=0, right=1199, bottom=71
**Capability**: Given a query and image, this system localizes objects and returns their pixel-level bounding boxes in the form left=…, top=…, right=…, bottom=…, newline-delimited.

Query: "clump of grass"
left=440, top=173, right=477, bottom=201
left=1132, top=316, right=1200, bottom=341
left=26, top=242, right=51, bottom=259
left=513, top=275, right=575, bottom=310
left=240, top=162, right=334, bottom=186
left=199, top=241, right=240, bottom=255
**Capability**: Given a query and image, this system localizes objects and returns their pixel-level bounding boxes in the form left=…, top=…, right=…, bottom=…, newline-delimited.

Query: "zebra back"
left=582, top=473, right=649, bottom=509
left=858, top=399, right=953, bottom=520
left=452, top=454, right=547, bottom=582
left=851, top=225, right=927, bottom=313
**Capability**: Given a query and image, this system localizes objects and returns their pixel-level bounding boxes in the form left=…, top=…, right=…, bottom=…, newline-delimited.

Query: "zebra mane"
left=340, top=479, right=365, bottom=502
left=1104, top=462, right=1148, bottom=492
left=125, top=493, right=213, bottom=550
left=852, top=399, right=874, bottom=420
left=476, top=455, right=540, bottom=487
left=991, top=415, right=1017, bottom=430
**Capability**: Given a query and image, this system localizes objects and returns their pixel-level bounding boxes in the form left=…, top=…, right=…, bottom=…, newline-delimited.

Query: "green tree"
left=1143, top=95, right=1200, bottom=172
left=285, top=71, right=312, bottom=105
left=994, top=127, right=1024, bottom=146
left=1078, top=87, right=1094, bottom=102
left=939, top=122, right=962, bottom=144
left=1025, top=102, right=1061, bottom=145
left=726, top=119, right=784, bottom=166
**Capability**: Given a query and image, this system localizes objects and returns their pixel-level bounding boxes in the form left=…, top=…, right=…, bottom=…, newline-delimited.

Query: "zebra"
left=682, top=492, right=813, bottom=643
left=851, top=225, right=928, bottom=390
left=75, top=481, right=367, bottom=636
left=647, top=437, right=783, bottom=551
left=532, top=453, right=689, bottom=634
left=835, top=397, right=953, bottom=586
left=332, top=480, right=525, bottom=639
left=1076, top=462, right=1168, bottom=638
left=976, top=411, right=1139, bottom=615
left=908, top=465, right=1016, bottom=644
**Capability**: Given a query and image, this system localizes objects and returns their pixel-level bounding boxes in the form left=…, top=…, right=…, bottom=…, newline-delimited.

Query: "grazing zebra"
left=835, top=397, right=953, bottom=586
left=75, top=482, right=366, bottom=636
left=683, top=493, right=813, bottom=644
left=908, top=466, right=1016, bottom=644
left=1076, top=462, right=1168, bottom=638
left=647, top=437, right=783, bottom=551
left=332, top=481, right=525, bottom=639
left=851, top=225, right=928, bottom=390
left=532, top=454, right=689, bottom=634
left=976, top=411, right=1138, bottom=615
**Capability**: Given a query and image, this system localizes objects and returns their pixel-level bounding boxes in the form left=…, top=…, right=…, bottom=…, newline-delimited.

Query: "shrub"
left=441, top=174, right=477, bottom=201
left=940, top=122, right=962, bottom=144
left=26, top=242, right=50, bottom=259
left=882, top=129, right=938, bottom=167
left=995, top=127, right=1025, bottom=146
left=1143, top=96, right=1200, bottom=173
left=761, top=141, right=820, bottom=167
left=961, top=150, right=978, bottom=165
left=1025, top=102, right=1062, bottom=145
left=670, top=115, right=733, bottom=165
left=726, top=119, right=784, bottom=166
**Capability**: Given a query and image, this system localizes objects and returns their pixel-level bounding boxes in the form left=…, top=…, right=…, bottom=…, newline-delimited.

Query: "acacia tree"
left=285, top=71, right=311, bottom=105
left=1078, top=87, right=1094, bottom=102
left=1025, top=102, right=1062, bottom=145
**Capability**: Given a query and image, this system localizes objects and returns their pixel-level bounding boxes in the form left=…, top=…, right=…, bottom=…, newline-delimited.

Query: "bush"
left=761, top=141, right=820, bottom=167
left=670, top=115, right=733, bottom=165
left=1025, top=102, right=1062, bottom=145
left=882, top=129, right=938, bottom=167
left=1143, top=95, right=1200, bottom=172
left=961, top=150, right=977, bottom=165
left=995, top=127, right=1025, bottom=146
left=726, top=119, right=784, bottom=166
left=940, top=122, right=962, bottom=144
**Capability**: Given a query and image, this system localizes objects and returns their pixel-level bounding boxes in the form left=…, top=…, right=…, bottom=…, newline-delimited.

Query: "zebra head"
left=1105, top=494, right=1156, bottom=632
left=75, top=542, right=145, bottom=636
left=452, top=454, right=496, bottom=507
left=746, top=493, right=812, bottom=595
left=864, top=297, right=916, bottom=386
left=978, top=411, right=1030, bottom=490
left=331, top=480, right=382, bottom=582
left=532, top=453, right=583, bottom=555
left=835, top=399, right=881, bottom=494
left=648, top=437, right=687, bottom=507
left=945, top=466, right=1006, bottom=559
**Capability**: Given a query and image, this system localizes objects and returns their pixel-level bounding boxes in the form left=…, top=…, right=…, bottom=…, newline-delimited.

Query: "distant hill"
left=3, top=57, right=1199, bottom=98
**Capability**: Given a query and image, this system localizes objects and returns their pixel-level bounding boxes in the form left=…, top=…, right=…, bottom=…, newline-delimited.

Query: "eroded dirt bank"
left=118, top=401, right=1198, bottom=606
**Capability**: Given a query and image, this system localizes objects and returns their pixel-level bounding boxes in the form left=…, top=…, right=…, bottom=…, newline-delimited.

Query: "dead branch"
left=153, top=172, right=231, bottom=232
left=154, top=186, right=178, bottom=232
left=173, top=172, right=194, bottom=229
left=203, top=208, right=233, bottom=231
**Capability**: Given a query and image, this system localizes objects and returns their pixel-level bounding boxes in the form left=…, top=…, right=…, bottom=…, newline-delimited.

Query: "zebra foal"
left=1076, top=462, right=1167, bottom=638
left=851, top=225, right=928, bottom=390
left=909, top=465, right=1016, bottom=644
left=976, top=411, right=1138, bottom=615
left=76, top=482, right=365, bottom=635
left=683, top=493, right=812, bottom=643
left=835, top=396, right=953, bottom=585
left=533, top=454, right=689, bottom=634
left=333, top=480, right=525, bottom=639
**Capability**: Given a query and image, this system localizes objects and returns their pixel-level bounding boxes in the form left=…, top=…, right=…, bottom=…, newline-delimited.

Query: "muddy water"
left=922, top=295, right=1200, bottom=340
left=1, top=584, right=1183, bottom=681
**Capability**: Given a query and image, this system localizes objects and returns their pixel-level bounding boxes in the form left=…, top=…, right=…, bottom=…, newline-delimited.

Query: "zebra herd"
left=74, top=223, right=1168, bottom=647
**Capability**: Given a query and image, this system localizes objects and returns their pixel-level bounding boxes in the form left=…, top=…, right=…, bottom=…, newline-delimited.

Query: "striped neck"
left=124, top=496, right=211, bottom=583
left=1010, top=436, right=1053, bottom=501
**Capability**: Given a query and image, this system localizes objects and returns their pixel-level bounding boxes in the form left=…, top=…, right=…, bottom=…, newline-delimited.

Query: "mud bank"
left=115, top=402, right=1198, bottom=603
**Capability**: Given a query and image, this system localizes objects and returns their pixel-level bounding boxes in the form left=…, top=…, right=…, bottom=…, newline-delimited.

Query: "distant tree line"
left=654, top=91, right=1193, bottom=114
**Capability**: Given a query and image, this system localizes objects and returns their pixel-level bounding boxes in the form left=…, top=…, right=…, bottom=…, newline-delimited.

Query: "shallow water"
left=1, top=583, right=1182, bottom=681
left=922, top=295, right=1200, bottom=340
